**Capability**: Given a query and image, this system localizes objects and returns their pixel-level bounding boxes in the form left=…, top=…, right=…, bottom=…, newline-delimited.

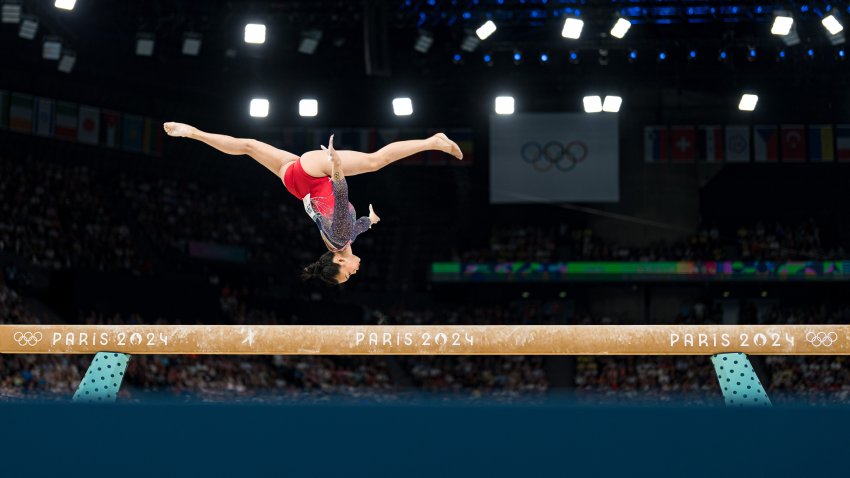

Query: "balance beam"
left=0, top=324, right=846, bottom=355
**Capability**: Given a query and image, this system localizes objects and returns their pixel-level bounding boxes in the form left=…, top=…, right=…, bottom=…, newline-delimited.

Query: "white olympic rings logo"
left=520, top=141, right=589, bottom=172
left=806, top=331, right=838, bottom=347
left=13, top=331, right=43, bottom=347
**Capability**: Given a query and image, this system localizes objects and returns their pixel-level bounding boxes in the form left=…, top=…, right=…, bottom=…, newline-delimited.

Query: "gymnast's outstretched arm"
left=163, top=122, right=298, bottom=177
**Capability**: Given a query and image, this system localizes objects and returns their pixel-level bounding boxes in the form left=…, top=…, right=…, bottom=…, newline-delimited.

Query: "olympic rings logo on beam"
left=13, top=331, right=43, bottom=347
left=806, top=331, right=838, bottom=347
left=520, top=141, right=589, bottom=172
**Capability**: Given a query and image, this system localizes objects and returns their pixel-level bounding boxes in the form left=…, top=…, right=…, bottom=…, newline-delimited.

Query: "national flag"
left=9, top=93, right=33, bottom=133
left=724, top=125, right=750, bottom=162
left=780, top=124, right=806, bottom=162
left=670, top=125, right=696, bottom=162
left=102, top=110, right=121, bottom=148
left=836, top=124, right=850, bottom=162
left=33, top=97, right=54, bottom=137
left=77, top=105, right=100, bottom=145
left=122, top=114, right=144, bottom=152
left=142, top=117, right=164, bottom=156
left=808, top=125, right=834, bottom=162
left=697, top=125, right=723, bottom=162
left=54, top=101, right=78, bottom=141
left=0, top=90, right=8, bottom=130
left=644, top=125, right=668, bottom=162
left=753, top=125, right=779, bottom=162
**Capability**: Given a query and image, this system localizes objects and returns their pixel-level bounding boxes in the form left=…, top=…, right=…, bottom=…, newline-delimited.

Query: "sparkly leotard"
left=282, top=159, right=371, bottom=251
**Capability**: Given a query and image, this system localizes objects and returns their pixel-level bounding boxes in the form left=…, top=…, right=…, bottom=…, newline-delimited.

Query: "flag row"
left=644, top=124, right=850, bottom=163
left=0, top=91, right=163, bottom=156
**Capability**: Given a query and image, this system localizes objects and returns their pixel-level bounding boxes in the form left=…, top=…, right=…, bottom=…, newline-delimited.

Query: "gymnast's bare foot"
left=432, top=132, right=463, bottom=160
left=163, top=122, right=195, bottom=138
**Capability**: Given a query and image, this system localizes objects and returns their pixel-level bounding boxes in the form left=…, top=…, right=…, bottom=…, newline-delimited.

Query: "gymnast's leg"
left=299, top=133, right=463, bottom=178
left=163, top=122, right=298, bottom=177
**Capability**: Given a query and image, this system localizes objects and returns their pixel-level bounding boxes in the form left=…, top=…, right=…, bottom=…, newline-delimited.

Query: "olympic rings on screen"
left=805, top=331, right=838, bottom=347
left=13, top=331, right=43, bottom=347
left=520, top=141, right=589, bottom=172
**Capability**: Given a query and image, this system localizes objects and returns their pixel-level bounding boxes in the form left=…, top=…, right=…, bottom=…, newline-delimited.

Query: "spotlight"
left=299, top=29, right=323, bottom=54
left=562, top=17, right=583, bottom=39
left=748, top=46, right=757, bottom=61
left=512, top=50, right=523, bottom=64
left=823, top=15, right=844, bottom=35
left=18, top=14, right=37, bottom=39
left=452, top=53, right=462, bottom=64
left=627, top=49, right=637, bottom=62
left=483, top=52, right=493, bottom=65
left=738, top=94, right=758, bottom=112
left=822, top=14, right=846, bottom=45
left=413, top=30, right=433, bottom=54
left=54, top=0, right=75, bottom=11
left=718, top=49, right=728, bottom=61
left=539, top=52, right=549, bottom=63
left=773, top=10, right=800, bottom=46
left=771, top=14, right=794, bottom=36
left=777, top=49, right=787, bottom=61
left=299, top=99, right=318, bottom=117
left=249, top=98, right=269, bottom=118
left=182, top=33, right=202, bottom=56
left=244, top=23, right=266, bottom=44
left=610, top=17, right=631, bottom=39
left=807, top=48, right=815, bottom=59
left=657, top=51, right=667, bottom=61
left=839, top=48, right=846, bottom=60
left=688, top=49, right=697, bottom=60
left=42, top=36, right=62, bottom=60
left=475, top=20, right=496, bottom=40
left=602, top=95, right=622, bottom=113
left=392, top=97, right=413, bottom=116
left=569, top=50, right=579, bottom=63
left=2, top=1, right=21, bottom=24
left=494, top=96, right=515, bottom=115
left=136, top=33, right=155, bottom=56
left=57, top=50, right=75, bottom=73
left=583, top=95, right=602, bottom=113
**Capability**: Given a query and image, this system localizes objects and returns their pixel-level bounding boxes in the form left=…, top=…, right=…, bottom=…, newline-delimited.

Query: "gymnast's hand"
left=369, top=204, right=380, bottom=225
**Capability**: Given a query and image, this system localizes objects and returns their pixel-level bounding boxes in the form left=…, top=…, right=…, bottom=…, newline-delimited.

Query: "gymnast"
left=163, top=122, right=462, bottom=284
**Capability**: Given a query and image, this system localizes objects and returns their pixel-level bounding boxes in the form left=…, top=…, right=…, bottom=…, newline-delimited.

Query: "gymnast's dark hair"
left=301, top=251, right=341, bottom=285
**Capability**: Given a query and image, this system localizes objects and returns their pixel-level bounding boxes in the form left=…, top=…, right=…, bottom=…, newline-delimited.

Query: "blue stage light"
left=749, top=49, right=757, bottom=57
left=840, top=49, right=846, bottom=58
left=462, top=12, right=471, bottom=19
left=719, top=50, right=727, bottom=59
left=453, top=53, right=462, bottom=62
left=779, top=50, right=786, bottom=58
left=756, top=6, right=763, bottom=14
left=689, top=50, right=697, bottom=59
left=483, top=53, right=492, bottom=62
left=570, top=51, right=578, bottom=61
left=629, top=50, right=637, bottom=60
left=807, top=48, right=814, bottom=57
left=540, top=53, right=549, bottom=62
left=801, top=5, right=809, bottom=13
left=514, top=52, right=521, bottom=61
left=658, top=51, right=666, bottom=60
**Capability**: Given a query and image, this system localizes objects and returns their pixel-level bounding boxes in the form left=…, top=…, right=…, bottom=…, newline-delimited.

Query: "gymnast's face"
left=333, top=253, right=361, bottom=283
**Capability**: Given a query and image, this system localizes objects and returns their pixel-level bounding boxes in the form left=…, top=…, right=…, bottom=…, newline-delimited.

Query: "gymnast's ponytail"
left=301, top=251, right=341, bottom=285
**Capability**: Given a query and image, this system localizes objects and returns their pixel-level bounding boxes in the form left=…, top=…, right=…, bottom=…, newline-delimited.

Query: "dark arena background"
left=3, top=1, right=850, bottom=476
